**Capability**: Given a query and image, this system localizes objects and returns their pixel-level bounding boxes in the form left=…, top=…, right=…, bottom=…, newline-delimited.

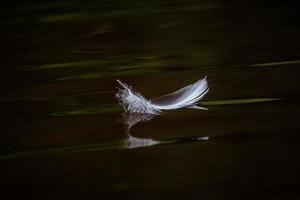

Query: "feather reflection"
left=121, top=113, right=210, bottom=149
left=122, top=113, right=160, bottom=149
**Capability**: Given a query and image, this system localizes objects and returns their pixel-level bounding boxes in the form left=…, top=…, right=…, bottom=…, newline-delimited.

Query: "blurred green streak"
left=51, top=98, right=280, bottom=117
left=0, top=142, right=123, bottom=160
left=202, top=98, right=280, bottom=106
left=250, top=60, right=300, bottom=67
left=33, top=61, right=102, bottom=70
left=40, top=13, right=87, bottom=22
left=51, top=104, right=122, bottom=116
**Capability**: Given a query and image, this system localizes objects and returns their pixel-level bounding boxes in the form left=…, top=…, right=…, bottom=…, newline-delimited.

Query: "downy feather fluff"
left=116, top=77, right=209, bottom=114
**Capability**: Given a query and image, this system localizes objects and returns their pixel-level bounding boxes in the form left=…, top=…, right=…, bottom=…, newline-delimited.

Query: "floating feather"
left=116, top=77, right=209, bottom=114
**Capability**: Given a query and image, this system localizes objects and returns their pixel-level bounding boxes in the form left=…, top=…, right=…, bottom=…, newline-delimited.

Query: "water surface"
left=1, top=1, right=300, bottom=199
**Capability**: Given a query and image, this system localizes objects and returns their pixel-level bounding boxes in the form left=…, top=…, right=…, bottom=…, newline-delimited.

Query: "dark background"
left=1, top=1, right=300, bottom=199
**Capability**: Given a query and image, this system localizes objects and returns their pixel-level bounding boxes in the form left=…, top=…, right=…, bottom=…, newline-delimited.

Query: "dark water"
left=1, top=1, right=300, bottom=199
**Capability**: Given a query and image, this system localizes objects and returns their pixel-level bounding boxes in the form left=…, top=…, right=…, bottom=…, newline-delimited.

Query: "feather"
left=116, top=77, right=209, bottom=114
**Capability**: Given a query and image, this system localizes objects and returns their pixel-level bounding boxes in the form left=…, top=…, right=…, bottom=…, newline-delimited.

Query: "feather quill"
left=116, top=77, right=209, bottom=114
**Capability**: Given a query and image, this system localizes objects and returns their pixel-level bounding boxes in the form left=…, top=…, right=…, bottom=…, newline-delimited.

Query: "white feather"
left=116, top=77, right=209, bottom=114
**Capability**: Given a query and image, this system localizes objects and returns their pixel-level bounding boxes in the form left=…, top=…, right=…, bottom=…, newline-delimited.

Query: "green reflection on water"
left=40, top=13, right=87, bottom=23
left=33, top=61, right=102, bottom=70
left=51, top=105, right=122, bottom=116
left=250, top=60, right=300, bottom=67
left=202, top=98, right=281, bottom=106
left=50, top=98, right=280, bottom=116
